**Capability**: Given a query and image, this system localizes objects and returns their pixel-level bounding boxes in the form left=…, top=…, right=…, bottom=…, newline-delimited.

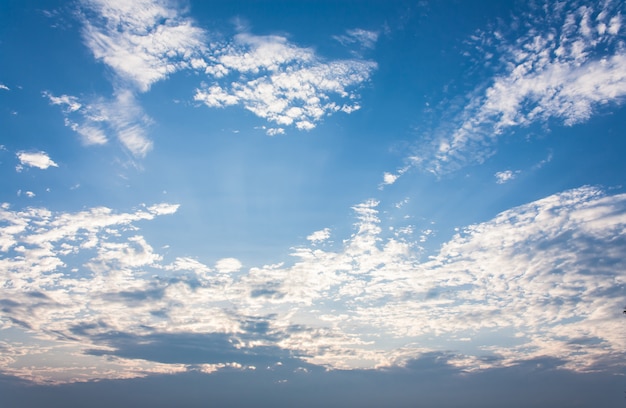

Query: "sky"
left=1, top=0, right=626, bottom=406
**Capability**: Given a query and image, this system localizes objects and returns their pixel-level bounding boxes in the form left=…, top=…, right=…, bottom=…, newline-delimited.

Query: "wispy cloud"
left=80, top=0, right=206, bottom=92
left=42, top=91, right=81, bottom=112
left=15, top=151, right=58, bottom=171
left=44, top=90, right=152, bottom=157
left=55, top=0, right=207, bottom=159
left=410, top=0, right=626, bottom=174
left=333, top=28, right=379, bottom=50
left=0, top=84, right=10, bottom=91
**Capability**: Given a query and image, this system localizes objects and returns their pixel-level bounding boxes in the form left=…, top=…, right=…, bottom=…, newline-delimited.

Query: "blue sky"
left=1, top=0, right=626, bottom=406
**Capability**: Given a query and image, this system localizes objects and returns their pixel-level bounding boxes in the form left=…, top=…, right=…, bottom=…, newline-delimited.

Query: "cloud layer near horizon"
left=1, top=186, right=625, bottom=383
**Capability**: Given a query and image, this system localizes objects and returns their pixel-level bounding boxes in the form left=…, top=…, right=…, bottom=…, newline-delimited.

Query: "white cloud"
left=16, top=151, right=58, bottom=171
left=1, top=187, right=626, bottom=381
left=306, top=228, right=331, bottom=243
left=379, top=165, right=411, bottom=187
left=417, top=1, right=626, bottom=173
left=195, top=32, right=376, bottom=131
left=494, top=169, right=519, bottom=184
left=104, top=90, right=153, bottom=157
left=382, top=172, right=400, bottom=185
left=64, top=0, right=375, bottom=161
left=0, top=84, right=10, bottom=91
left=65, top=119, right=109, bottom=145
left=80, top=0, right=206, bottom=92
left=266, top=127, right=285, bottom=136
left=95, top=235, right=161, bottom=268
left=215, top=257, right=243, bottom=273
left=43, top=91, right=82, bottom=112
left=43, top=0, right=204, bottom=160
left=45, top=91, right=152, bottom=157
left=147, top=203, right=180, bottom=215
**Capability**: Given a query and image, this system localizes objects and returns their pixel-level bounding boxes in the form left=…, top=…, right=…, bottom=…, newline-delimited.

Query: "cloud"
left=215, top=257, right=243, bottom=273
left=45, top=91, right=153, bottom=157
left=195, top=32, right=376, bottom=131
left=42, top=91, right=81, bottom=112
left=57, top=0, right=375, bottom=163
left=0, top=84, right=10, bottom=91
left=306, top=228, right=331, bottom=243
left=0, top=356, right=621, bottom=407
left=382, top=172, right=400, bottom=185
left=494, top=170, right=519, bottom=184
left=2, top=187, right=625, bottom=382
left=265, top=128, right=285, bottom=136
left=333, top=28, right=379, bottom=50
left=379, top=165, right=411, bottom=189
left=413, top=0, right=626, bottom=174
left=15, top=151, right=58, bottom=171
left=80, top=0, right=206, bottom=92
left=103, top=90, right=153, bottom=157
left=42, top=0, right=202, bottom=159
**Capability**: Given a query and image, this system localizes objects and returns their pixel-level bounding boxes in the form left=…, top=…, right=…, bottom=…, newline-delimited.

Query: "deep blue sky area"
left=1, top=0, right=626, bottom=406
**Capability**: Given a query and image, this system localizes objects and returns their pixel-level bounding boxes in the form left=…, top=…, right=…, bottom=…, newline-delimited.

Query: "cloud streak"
left=44, top=90, right=153, bottom=157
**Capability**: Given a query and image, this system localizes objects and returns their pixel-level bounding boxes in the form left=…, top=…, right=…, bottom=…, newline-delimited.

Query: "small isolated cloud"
left=379, top=165, right=411, bottom=189
left=307, top=228, right=331, bottom=243
left=494, top=170, right=519, bottom=184
left=0, top=84, right=9, bottom=91
left=25, top=191, right=36, bottom=198
left=382, top=172, right=400, bottom=185
left=215, top=257, right=243, bottom=273
left=16, top=151, right=58, bottom=171
left=147, top=203, right=180, bottom=216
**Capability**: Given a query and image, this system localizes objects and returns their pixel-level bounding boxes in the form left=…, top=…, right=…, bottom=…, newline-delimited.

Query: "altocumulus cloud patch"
left=1, top=186, right=625, bottom=382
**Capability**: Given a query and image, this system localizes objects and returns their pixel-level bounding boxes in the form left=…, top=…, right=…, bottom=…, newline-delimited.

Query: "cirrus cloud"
left=407, top=0, right=626, bottom=175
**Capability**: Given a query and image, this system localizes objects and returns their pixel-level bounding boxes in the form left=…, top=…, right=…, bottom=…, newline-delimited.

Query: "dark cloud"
left=0, top=354, right=622, bottom=408
left=84, top=332, right=296, bottom=366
